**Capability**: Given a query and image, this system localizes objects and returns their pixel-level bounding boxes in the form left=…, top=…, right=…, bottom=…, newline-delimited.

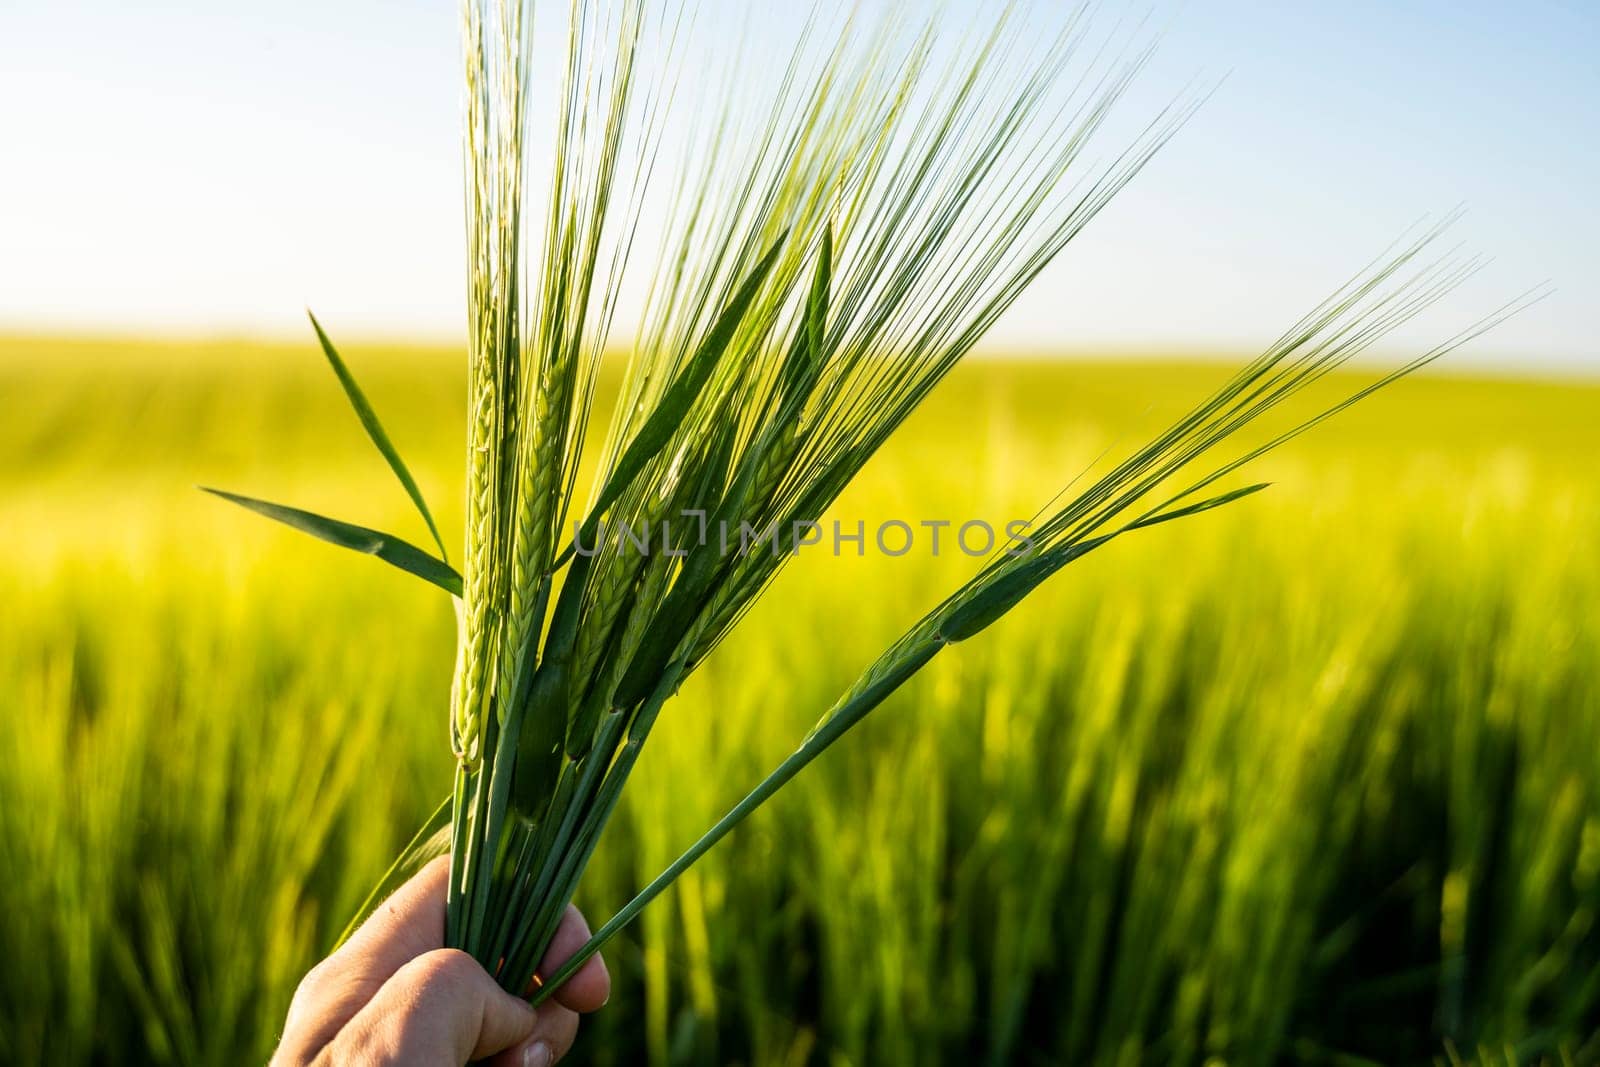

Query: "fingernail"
left=524, top=1040, right=552, bottom=1067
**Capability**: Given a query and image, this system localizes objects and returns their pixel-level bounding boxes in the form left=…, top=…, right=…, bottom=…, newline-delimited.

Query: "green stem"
left=504, top=673, right=678, bottom=989
left=445, top=764, right=470, bottom=947
left=454, top=718, right=495, bottom=954
left=465, top=697, right=523, bottom=962
left=529, top=638, right=940, bottom=1005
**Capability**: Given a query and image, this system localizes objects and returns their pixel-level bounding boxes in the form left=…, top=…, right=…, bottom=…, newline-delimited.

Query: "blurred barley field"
left=1, top=335, right=1597, bottom=1065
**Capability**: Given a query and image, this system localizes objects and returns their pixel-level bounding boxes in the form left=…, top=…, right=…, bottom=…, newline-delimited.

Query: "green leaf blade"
left=202, top=487, right=462, bottom=596
left=308, top=312, right=450, bottom=563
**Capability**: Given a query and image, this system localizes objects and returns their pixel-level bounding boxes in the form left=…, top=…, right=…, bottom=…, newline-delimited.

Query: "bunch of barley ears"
left=206, top=0, right=1543, bottom=1008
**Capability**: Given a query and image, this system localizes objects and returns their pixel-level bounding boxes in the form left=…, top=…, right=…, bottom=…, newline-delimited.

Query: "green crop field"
left=2, top=336, right=1596, bottom=1065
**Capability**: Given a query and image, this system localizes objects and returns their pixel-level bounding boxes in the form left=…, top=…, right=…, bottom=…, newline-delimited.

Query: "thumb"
left=325, top=948, right=538, bottom=1064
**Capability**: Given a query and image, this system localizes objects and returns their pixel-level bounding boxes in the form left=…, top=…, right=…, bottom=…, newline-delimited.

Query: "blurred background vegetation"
left=1, top=336, right=1596, bottom=1065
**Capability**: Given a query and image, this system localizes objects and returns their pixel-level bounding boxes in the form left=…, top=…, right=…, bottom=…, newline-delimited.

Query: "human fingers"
left=276, top=857, right=453, bottom=1062
left=317, top=947, right=537, bottom=1065
left=488, top=1002, right=582, bottom=1067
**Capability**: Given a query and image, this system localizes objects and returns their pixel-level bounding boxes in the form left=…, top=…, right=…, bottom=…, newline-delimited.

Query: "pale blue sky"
left=1, top=1, right=1595, bottom=371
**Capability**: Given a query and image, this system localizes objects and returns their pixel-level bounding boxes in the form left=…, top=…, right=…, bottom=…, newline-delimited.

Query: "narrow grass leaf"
left=200, top=487, right=462, bottom=596
left=512, top=553, right=595, bottom=815
left=308, top=312, right=450, bottom=562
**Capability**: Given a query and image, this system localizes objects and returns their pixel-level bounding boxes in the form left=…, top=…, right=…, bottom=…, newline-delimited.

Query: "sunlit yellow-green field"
left=2, top=336, right=1596, bottom=1065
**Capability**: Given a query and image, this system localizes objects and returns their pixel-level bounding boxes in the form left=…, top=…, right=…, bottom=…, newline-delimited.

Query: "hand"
left=273, top=857, right=610, bottom=1066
